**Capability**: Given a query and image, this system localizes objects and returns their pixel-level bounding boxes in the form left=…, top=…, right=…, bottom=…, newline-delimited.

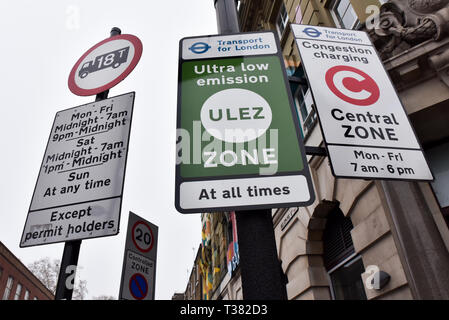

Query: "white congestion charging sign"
left=292, top=24, right=433, bottom=181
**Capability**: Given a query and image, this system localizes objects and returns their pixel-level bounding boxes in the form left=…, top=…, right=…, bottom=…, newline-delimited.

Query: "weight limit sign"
left=68, top=34, right=143, bottom=96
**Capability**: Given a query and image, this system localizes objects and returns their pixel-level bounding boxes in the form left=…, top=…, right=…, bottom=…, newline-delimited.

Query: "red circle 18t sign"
left=68, top=34, right=143, bottom=96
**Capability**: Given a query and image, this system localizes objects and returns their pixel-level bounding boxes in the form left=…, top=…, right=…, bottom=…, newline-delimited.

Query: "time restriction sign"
left=292, top=24, right=433, bottom=181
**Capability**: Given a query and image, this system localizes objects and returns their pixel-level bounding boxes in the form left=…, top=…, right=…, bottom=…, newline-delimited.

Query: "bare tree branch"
left=28, top=257, right=88, bottom=300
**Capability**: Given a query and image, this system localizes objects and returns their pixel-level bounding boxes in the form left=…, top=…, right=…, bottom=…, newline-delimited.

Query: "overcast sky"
left=0, top=0, right=217, bottom=299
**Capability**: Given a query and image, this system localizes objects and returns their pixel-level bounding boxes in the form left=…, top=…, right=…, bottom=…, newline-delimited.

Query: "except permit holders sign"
left=20, top=92, right=135, bottom=247
left=176, top=31, right=315, bottom=213
left=292, top=24, right=433, bottom=181
left=119, top=212, right=158, bottom=300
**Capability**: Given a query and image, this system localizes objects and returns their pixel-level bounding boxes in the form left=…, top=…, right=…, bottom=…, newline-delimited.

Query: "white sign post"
left=119, top=212, right=158, bottom=300
left=20, top=92, right=134, bottom=247
left=292, top=24, right=433, bottom=181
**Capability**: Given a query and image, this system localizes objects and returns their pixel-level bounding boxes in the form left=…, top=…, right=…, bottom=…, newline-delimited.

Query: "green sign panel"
left=176, top=31, right=315, bottom=213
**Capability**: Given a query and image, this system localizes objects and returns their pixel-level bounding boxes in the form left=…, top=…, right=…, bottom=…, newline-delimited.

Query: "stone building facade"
left=238, top=0, right=449, bottom=300
left=185, top=0, right=449, bottom=300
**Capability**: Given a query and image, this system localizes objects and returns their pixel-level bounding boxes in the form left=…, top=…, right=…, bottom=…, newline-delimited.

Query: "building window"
left=24, top=290, right=30, bottom=300
left=294, top=84, right=317, bottom=138
left=14, top=283, right=22, bottom=300
left=426, top=141, right=449, bottom=227
left=323, top=208, right=367, bottom=300
left=330, top=0, right=359, bottom=29
left=289, top=65, right=318, bottom=137
left=0, top=267, right=3, bottom=280
left=276, top=3, right=289, bottom=38
left=2, top=276, right=14, bottom=300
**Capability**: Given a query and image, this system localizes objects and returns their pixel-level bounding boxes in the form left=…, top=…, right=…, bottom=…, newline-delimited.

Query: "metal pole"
left=214, top=0, right=287, bottom=300
left=54, top=27, right=121, bottom=300
left=235, top=210, right=288, bottom=300
left=214, top=0, right=240, bottom=34
left=55, top=240, right=81, bottom=300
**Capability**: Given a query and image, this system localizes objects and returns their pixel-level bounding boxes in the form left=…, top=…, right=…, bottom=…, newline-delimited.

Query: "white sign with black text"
left=292, top=24, right=433, bottom=181
left=20, top=92, right=134, bottom=247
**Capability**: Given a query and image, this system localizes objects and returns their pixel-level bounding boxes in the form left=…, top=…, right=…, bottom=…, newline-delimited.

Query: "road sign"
left=132, top=220, right=155, bottom=253
left=20, top=92, right=135, bottom=247
left=292, top=24, right=433, bottom=181
left=129, top=273, right=148, bottom=300
left=119, top=212, right=158, bottom=300
left=176, top=31, right=315, bottom=213
left=68, top=34, right=142, bottom=96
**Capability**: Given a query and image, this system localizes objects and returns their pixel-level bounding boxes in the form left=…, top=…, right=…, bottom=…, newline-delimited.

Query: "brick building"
left=0, top=242, right=54, bottom=300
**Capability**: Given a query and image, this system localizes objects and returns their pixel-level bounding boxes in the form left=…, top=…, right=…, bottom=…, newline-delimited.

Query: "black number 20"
left=135, top=228, right=151, bottom=245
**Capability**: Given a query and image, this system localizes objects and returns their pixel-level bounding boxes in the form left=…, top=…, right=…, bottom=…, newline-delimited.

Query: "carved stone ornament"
left=367, top=0, right=449, bottom=88
left=368, top=0, right=449, bottom=58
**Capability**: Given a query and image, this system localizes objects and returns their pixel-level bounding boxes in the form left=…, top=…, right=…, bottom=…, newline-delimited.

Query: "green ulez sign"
left=176, top=31, right=315, bottom=214
left=181, top=56, right=303, bottom=176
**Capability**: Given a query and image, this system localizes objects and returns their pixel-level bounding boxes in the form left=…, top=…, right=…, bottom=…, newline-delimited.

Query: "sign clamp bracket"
left=305, top=146, right=327, bottom=157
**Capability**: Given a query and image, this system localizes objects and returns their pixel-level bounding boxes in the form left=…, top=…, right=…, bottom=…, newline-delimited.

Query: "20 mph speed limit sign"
left=68, top=34, right=143, bottom=96
left=119, top=212, right=158, bottom=300
left=292, top=24, right=433, bottom=181
left=132, top=220, right=154, bottom=253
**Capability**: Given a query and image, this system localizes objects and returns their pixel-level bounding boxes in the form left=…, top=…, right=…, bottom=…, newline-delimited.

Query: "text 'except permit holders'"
left=20, top=198, right=121, bottom=247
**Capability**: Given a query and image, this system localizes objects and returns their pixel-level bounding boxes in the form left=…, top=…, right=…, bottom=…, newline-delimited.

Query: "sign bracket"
left=288, top=76, right=307, bottom=86
left=305, top=146, right=327, bottom=157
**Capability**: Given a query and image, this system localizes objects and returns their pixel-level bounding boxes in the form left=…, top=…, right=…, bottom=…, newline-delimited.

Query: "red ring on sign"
left=325, top=65, right=380, bottom=106
left=131, top=221, right=154, bottom=253
left=68, top=34, right=143, bottom=96
left=129, top=273, right=148, bottom=300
